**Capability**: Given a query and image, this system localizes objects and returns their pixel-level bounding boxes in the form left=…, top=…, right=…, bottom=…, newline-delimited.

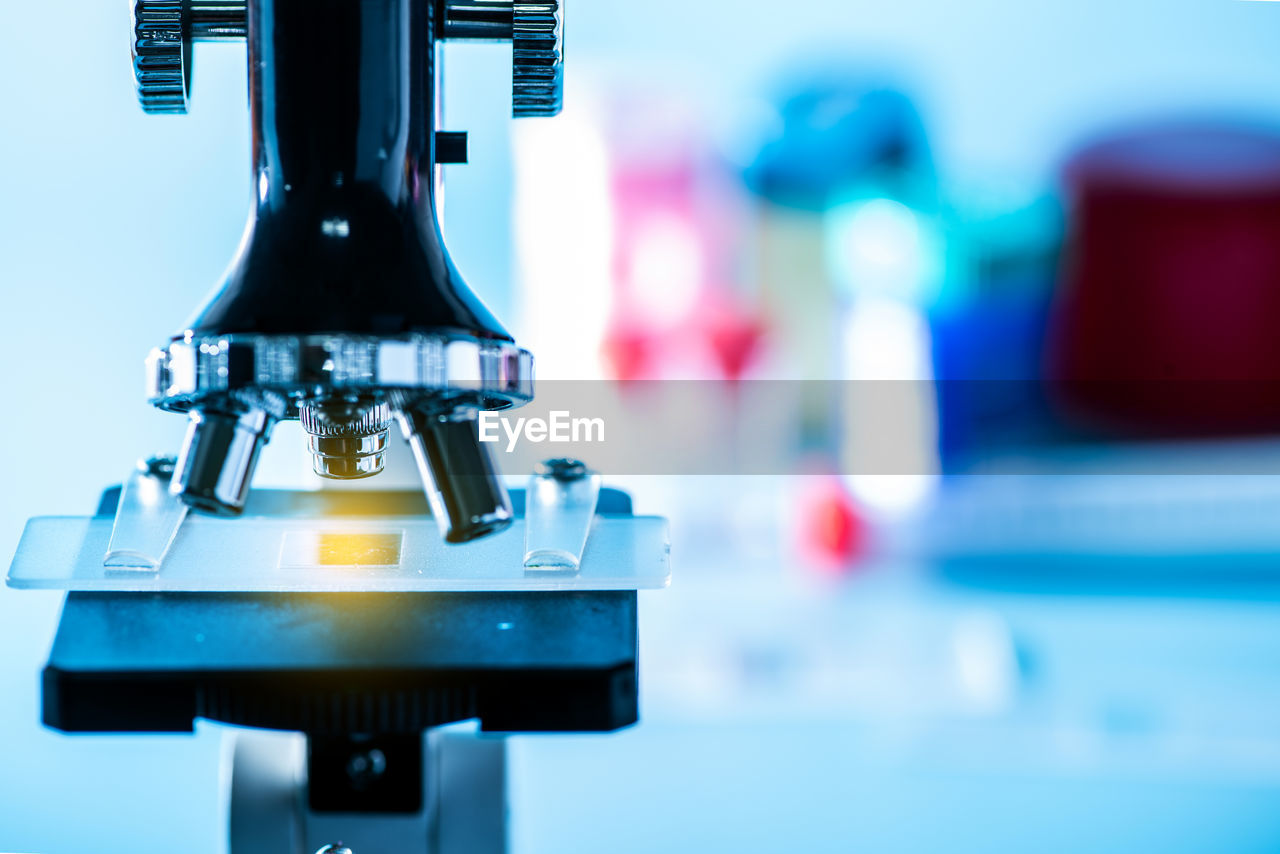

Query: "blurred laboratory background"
left=5, top=0, right=1280, bottom=851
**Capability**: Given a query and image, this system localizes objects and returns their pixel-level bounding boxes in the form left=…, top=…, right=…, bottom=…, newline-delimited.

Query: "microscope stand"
left=229, top=725, right=506, bottom=853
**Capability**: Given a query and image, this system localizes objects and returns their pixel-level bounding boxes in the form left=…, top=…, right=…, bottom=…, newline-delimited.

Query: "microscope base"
left=229, top=727, right=505, bottom=854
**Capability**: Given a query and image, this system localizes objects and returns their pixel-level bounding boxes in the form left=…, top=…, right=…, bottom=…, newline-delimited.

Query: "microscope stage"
left=43, top=589, right=638, bottom=735
left=37, top=488, right=643, bottom=735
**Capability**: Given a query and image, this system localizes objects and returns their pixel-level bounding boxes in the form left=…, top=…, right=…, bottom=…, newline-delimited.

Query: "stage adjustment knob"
left=512, top=2, right=563, bottom=117
left=131, top=0, right=247, bottom=114
left=442, top=0, right=565, bottom=118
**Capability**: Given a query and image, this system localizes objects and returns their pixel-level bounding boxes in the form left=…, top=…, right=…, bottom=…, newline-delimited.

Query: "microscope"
left=7, top=1, right=669, bottom=851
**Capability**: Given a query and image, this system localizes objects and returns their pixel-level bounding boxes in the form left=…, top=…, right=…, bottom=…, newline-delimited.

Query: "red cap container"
left=1048, top=122, right=1280, bottom=435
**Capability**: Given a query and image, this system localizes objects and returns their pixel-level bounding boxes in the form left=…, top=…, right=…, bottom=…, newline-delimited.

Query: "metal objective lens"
left=170, top=406, right=273, bottom=516
left=299, top=398, right=392, bottom=480
left=397, top=403, right=514, bottom=544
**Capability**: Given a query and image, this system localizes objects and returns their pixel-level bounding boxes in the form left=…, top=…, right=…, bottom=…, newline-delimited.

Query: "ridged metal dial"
left=146, top=332, right=535, bottom=414
left=131, top=1, right=247, bottom=114
left=512, top=1, right=564, bottom=117
left=132, top=0, right=192, bottom=114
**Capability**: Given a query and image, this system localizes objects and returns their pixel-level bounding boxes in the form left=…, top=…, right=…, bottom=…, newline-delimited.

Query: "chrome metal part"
left=443, top=0, right=516, bottom=39
left=171, top=406, right=275, bottom=516
left=147, top=333, right=534, bottom=413
left=512, top=2, right=564, bottom=117
left=146, top=333, right=532, bottom=527
left=524, top=458, right=600, bottom=570
left=299, top=399, right=392, bottom=480
left=189, top=0, right=248, bottom=38
left=399, top=405, right=514, bottom=544
left=104, top=456, right=189, bottom=571
left=133, top=0, right=561, bottom=116
left=443, top=0, right=564, bottom=117
left=535, top=456, right=589, bottom=481
left=131, top=0, right=247, bottom=114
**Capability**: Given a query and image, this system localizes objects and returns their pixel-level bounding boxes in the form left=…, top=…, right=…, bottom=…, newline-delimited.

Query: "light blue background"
left=3, top=1, right=1280, bottom=851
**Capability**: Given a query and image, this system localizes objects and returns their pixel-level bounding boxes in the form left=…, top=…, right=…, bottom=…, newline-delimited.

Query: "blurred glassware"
left=743, top=81, right=934, bottom=213
left=743, top=75, right=939, bottom=465
left=929, top=192, right=1065, bottom=467
left=1048, top=120, right=1280, bottom=437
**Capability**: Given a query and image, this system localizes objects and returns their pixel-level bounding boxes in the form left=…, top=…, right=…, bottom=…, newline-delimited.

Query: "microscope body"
left=9, top=3, right=664, bottom=853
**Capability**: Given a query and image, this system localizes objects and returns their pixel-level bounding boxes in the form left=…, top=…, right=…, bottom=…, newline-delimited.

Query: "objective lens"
left=397, top=404, right=513, bottom=544
left=299, top=399, right=391, bottom=480
left=171, top=406, right=273, bottom=516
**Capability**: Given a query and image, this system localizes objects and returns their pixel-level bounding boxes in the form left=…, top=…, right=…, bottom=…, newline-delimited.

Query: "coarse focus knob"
left=441, top=0, right=565, bottom=118
left=512, top=1, right=563, bottom=117
left=131, top=0, right=247, bottom=114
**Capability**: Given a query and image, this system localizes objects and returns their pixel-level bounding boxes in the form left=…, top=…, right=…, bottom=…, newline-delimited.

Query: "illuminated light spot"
left=845, top=474, right=936, bottom=516
left=513, top=95, right=615, bottom=379
left=321, top=218, right=351, bottom=238
left=826, top=197, right=941, bottom=305
left=627, top=214, right=704, bottom=327
left=951, top=613, right=1018, bottom=713
left=279, top=531, right=404, bottom=567
left=839, top=299, right=939, bottom=517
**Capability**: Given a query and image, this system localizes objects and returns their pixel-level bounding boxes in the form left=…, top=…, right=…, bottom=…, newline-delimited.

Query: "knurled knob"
left=512, top=1, right=563, bottom=118
left=131, top=1, right=247, bottom=115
